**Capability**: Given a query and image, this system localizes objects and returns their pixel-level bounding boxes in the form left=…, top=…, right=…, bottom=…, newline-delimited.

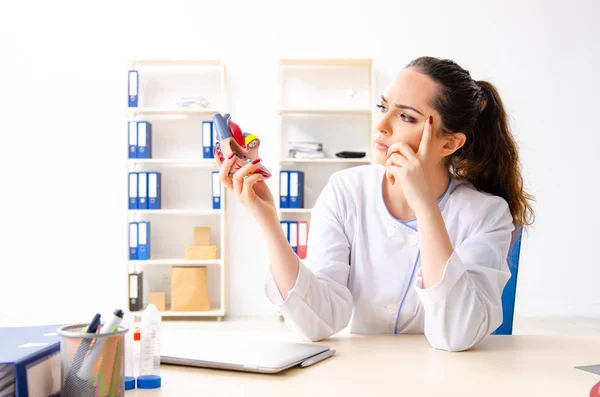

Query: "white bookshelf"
left=131, top=309, right=225, bottom=318
left=279, top=208, right=313, bottom=214
left=128, top=209, right=222, bottom=216
left=127, top=59, right=227, bottom=321
left=279, top=158, right=371, bottom=164
left=128, top=259, right=221, bottom=266
left=279, top=108, right=372, bottom=115
left=127, top=108, right=220, bottom=115
left=128, top=159, right=217, bottom=166
left=277, top=58, right=376, bottom=221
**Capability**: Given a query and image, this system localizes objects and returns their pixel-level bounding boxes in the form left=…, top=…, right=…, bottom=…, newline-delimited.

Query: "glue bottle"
left=123, top=311, right=136, bottom=390
left=137, top=304, right=162, bottom=389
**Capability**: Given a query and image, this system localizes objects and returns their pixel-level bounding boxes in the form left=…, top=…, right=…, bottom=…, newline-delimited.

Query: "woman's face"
left=373, top=68, right=443, bottom=166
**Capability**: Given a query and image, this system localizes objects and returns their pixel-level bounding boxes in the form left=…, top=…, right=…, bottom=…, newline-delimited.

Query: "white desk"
left=132, top=334, right=600, bottom=396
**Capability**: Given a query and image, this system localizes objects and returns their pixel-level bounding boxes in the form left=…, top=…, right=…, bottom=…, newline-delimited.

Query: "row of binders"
left=128, top=121, right=152, bottom=158
left=279, top=171, right=305, bottom=208
left=127, top=119, right=218, bottom=160
left=281, top=220, right=308, bottom=259
left=128, top=171, right=222, bottom=210
left=129, top=221, right=151, bottom=260
left=129, top=172, right=161, bottom=209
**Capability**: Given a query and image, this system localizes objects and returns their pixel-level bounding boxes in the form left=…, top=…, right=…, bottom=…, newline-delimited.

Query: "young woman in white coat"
left=217, top=56, right=534, bottom=352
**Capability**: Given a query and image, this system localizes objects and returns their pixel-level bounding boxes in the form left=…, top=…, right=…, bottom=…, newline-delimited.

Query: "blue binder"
left=212, top=171, right=221, bottom=210
left=148, top=172, right=161, bottom=210
left=137, top=121, right=152, bottom=159
left=279, top=171, right=289, bottom=209
left=128, top=172, right=138, bottom=209
left=128, top=121, right=137, bottom=158
left=137, top=221, right=151, bottom=260
left=129, top=222, right=138, bottom=260
left=289, top=171, right=305, bottom=208
left=0, top=324, right=63, bottom=397
left=138, top=172, right=148, bottom=210
left=128, top=70, right=138, bottom=107
left=289, top=221, right=298, bottom=253
left=202, top=121, right=214, bottom=159
left=280, top=221, right=289, bottom=243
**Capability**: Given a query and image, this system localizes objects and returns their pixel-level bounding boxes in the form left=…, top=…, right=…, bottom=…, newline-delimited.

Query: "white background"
left=0, top=0, right=598, bottom=325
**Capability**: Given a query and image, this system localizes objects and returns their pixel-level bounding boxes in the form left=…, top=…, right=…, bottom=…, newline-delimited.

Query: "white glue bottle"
left=137, top=304, right=162, bottom=389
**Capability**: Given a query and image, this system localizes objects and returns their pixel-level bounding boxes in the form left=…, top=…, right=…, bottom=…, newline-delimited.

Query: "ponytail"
left=405, top=56, right=534, bottom=229
left=452, top=80, right=534, bottom=228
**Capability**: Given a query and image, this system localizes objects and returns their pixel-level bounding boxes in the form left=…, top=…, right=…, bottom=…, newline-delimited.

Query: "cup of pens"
left=57, top=313, right=128, bottom=397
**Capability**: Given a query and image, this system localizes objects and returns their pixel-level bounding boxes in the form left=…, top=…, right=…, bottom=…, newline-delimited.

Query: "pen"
left=300, top=349, right=336, bottom=368
left=77, top=309, right=124, bottom=380
left=62, top=313, right=101, bottom=397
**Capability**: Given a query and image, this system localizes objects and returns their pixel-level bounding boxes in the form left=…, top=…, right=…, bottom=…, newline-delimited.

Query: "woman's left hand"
left=385, top=116, right=437, bottom=214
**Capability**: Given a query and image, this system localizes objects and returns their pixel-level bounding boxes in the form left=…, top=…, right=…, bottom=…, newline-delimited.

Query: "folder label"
left=280, top=221, right=289, bottom=242
left=289, top=221, right=298, bottom=253
left=129, top=222, right=138, bottom=260
left=203, top=121, right=214, bottom=159
left=212, top=171, right=221, bottom=210
left=148, top=172, right=161, bottom=209
left=129, top=172, right=138, bottom=209
left=128, top=121, right=138, bottom=158
left=280, top=171, right=289, bottom=208
left=137, top=121, right=151, bottom=159
left=298, top=221, right=308, bottom=260
left=137, top=221, right=150, bottom=260
left=138, top=172, right=148, bottom=209
left=129, top=273, right=138, bottom=298
left=128, top=70, right=138, bottom=107
left=289, top=171, right=304, bottom=208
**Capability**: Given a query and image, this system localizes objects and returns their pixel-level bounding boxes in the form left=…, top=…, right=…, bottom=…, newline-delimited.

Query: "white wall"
left=1, top=0, right=599, bottom=325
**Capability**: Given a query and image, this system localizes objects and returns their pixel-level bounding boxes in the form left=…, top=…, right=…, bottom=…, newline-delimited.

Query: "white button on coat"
left=386, top=226, right=396, bottom=237
left=386, top=304, right=398, bottom=314
left=265, top=165, right=514, bottom=352
left=409, top=235, right=419, bottom=246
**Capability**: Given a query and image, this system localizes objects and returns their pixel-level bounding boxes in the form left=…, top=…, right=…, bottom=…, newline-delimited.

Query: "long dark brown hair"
left=406, top=56, right=534, bottom=228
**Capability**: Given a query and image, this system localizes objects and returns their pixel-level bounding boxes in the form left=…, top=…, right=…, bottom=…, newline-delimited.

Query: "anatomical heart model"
left=213, top=113, right=272, bottom=179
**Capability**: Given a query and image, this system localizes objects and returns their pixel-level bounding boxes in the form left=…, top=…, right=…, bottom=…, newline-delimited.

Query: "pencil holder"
left=57, top=324, right=128, bottom=397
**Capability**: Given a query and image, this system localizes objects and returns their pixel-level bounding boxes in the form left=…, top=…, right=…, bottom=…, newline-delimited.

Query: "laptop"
left=161, top=339, right=331, bottom=374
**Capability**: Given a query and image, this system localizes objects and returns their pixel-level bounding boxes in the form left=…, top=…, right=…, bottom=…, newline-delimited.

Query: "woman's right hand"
left=217, top=153, right=277, bottom=223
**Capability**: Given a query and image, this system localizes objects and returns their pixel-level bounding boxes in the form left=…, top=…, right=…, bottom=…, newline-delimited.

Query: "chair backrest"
left=492, top=227, right=523, bottom=335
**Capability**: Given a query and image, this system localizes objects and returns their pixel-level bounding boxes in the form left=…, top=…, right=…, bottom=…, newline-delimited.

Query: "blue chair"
left=492, top=227, right=523, bottom=335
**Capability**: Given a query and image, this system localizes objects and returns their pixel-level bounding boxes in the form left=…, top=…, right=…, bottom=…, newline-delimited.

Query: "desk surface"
left=133, top=334, right=600, bottom=397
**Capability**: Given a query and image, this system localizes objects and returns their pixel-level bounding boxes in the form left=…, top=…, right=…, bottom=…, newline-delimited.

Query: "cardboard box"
left=148, top=291, right=166, bottom=312
left=193, top=227, right=211, bottom=246
left=171, top=266, right=211, bottom=311
left=185, top=245, right=218, bottom=260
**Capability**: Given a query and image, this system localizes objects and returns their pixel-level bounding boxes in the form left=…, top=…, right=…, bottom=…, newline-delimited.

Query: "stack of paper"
left=288, top=141, right=325, bottom=159
left=0, top=365, right=15, bottom=397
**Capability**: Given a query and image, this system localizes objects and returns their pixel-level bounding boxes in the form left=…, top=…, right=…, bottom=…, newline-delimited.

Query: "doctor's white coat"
left=265, top=165, right=514, bottom=352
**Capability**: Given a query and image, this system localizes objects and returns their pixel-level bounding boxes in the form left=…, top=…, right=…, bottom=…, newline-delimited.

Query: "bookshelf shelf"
left=131, top=309, right=225, bottom=318
left=128, top=259, right=222, bottom=266
left=126, top=59, right=227, bottom=321
left=279, top=158, right=371, bottom=164
left=129, top=209, right=222, bottom=216
left=128, top=159, right=217, bottom=167
left=279, top=208, right=312, bottom=214
left=280, top=107, right=372, bottom=115
left=127, top=107, right=219, bottom=115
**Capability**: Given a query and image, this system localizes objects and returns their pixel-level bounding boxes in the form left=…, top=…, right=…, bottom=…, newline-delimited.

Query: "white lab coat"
left=265, top=164, right=514, bottom=352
